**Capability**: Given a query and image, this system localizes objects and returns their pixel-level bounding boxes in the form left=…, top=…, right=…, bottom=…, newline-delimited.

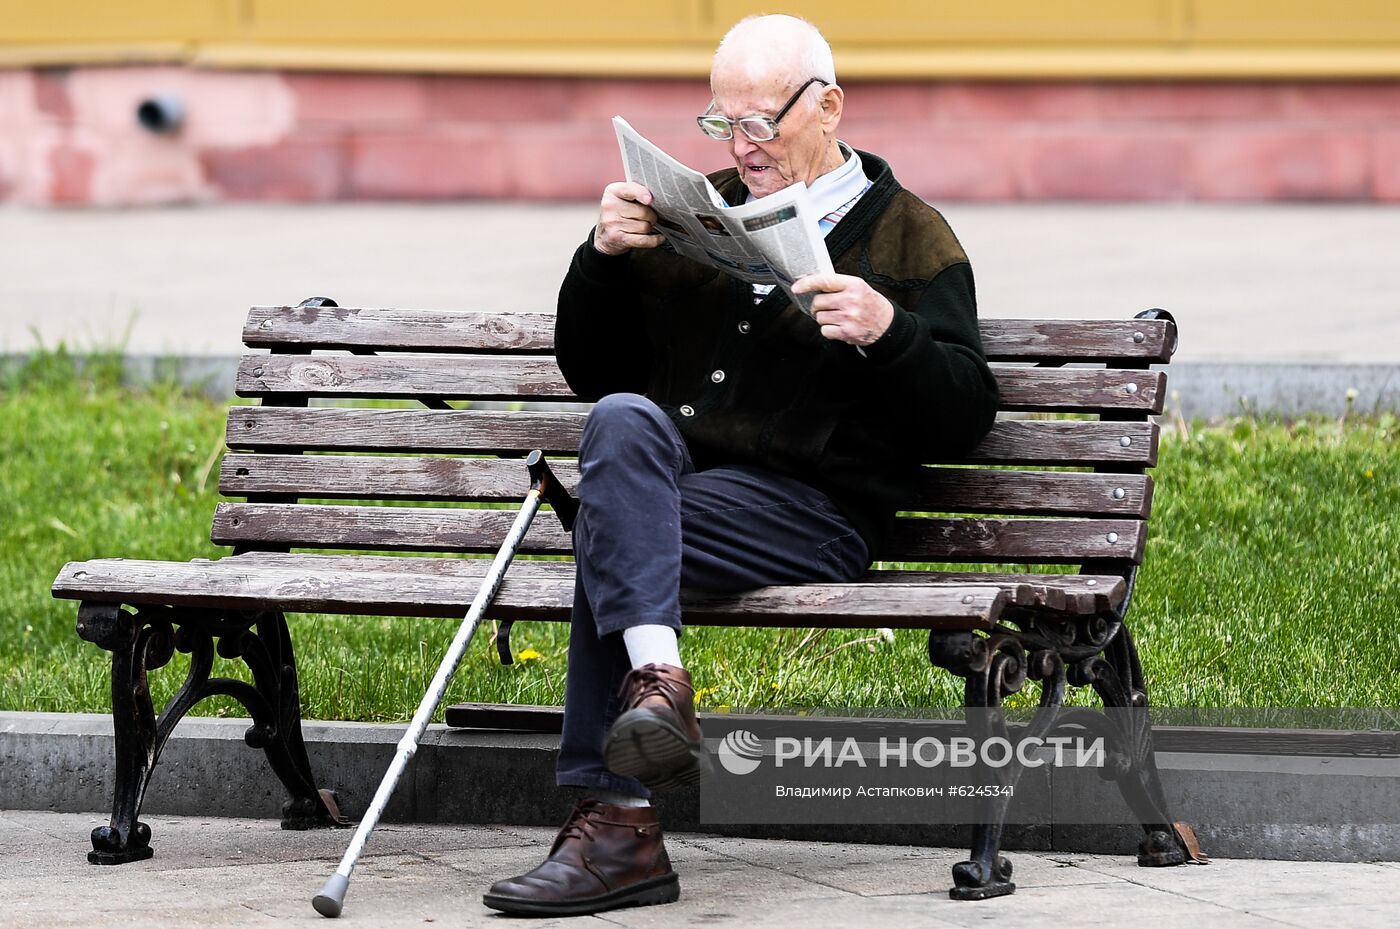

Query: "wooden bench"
left=52, top=298, right=1186, bottom=899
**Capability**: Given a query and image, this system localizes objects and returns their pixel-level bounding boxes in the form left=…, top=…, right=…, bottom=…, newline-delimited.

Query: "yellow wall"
left=4, top=0, right=1400, bottom=77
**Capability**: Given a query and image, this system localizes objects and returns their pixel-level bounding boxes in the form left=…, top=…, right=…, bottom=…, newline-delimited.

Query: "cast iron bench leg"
left=929, top=629, right=1038, bottom=900
left=1076, top=625, right=1187, bottom=867
left=76, top=602, right=338, bottom=864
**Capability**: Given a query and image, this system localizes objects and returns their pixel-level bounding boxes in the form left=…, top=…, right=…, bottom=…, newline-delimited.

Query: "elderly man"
left=483, top=14, right=999, bottom=917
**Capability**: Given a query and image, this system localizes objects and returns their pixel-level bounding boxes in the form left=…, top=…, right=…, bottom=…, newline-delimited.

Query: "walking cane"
left=313, top=450, right=577, bottom=918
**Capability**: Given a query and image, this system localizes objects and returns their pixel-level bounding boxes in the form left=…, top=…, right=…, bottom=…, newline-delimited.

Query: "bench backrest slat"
left=211, top=502, right=1147, bottom=564
left=235, top=354, right=1164, bottom=414
left=244, top=306, right=1174, bottom=364
left=226, top=408, right=1160, bottom=467
left=218, top=453, right=1153, bottom=519
left=220, top=306, right=1174, bottom=571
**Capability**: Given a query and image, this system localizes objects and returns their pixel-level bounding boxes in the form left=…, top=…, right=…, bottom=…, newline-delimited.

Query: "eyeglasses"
left=696, top=77, right=829, bottom=142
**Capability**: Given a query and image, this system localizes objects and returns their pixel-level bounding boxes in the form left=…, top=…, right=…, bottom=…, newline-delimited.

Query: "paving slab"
left=917, top=881, right=1293, bottom=929
left=1069, top=854, right=1400, bottom=913
left=4, top=812, right=1396, bottom=929
left=1263, top=904, right=1400, bottom=929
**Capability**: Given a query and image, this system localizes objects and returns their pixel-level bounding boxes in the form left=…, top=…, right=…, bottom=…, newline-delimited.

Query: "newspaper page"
left=613, top=117, right=834, bottom=315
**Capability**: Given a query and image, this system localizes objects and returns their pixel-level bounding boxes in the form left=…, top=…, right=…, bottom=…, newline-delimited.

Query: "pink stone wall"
left=2, top=67, right=1398, bottom=204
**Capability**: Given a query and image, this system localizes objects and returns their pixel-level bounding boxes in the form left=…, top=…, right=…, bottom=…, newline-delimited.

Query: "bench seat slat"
left=234, top=355, right=1165, bottom=414
left=210, top=502, right=1145, bottom=563
left=219, top=454, right=1152, bottom=518
left=243, top=306, right=1174, bottom=364
left=226, top=407, right=1160, bottom=467
left=51, top=557, right=1009, bottom=629
left=207, top=551, right=1125, bottom=612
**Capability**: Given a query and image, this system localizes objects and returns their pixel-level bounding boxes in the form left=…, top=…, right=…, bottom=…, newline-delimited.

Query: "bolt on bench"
left=52, top=299, right=1186, bottom=899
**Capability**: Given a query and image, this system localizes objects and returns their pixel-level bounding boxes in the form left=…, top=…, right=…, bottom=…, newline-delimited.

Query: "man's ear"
left=820, top=85, right=844, bottom=132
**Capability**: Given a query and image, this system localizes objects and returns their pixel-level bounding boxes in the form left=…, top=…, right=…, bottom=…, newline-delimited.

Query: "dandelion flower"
left=517, top=648, right=541, bottom=662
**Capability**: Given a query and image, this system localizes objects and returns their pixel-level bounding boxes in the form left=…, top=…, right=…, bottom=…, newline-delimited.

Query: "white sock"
left=622, top=624, right=683, bottom=670
left=589, top=788, right=651, bottom=808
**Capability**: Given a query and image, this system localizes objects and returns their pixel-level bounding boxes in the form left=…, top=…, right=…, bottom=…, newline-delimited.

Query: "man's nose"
left=730, top=133, right=758, bottom=158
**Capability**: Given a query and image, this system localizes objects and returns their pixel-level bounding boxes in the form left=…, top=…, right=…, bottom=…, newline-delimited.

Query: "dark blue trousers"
left=555, top=393, right=870, bottom=798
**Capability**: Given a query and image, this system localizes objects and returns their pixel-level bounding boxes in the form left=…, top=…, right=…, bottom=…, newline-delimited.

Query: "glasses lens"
left=737, top=118, right=777, bottom=142
left=698, top=117, right=733, bottom=140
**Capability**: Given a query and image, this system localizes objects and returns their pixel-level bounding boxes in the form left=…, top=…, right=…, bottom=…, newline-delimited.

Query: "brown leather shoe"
left=603, top=663, right=711, bottom=792
left=483, top=799, right=679, bottom=916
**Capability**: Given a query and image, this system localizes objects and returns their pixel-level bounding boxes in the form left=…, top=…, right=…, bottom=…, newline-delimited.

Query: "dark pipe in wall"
left=136, top=95, right=185, bottom=134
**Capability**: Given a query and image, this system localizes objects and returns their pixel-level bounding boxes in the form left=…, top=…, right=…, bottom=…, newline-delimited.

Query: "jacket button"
left=680, top=405, right=695, bottom=416
left=737, top=320, right=751, bottom=334
left=710, top=370, right=725, bottom=383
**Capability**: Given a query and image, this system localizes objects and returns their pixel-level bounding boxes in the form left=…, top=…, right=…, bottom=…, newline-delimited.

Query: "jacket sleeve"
left=857, top=261, right=1000, bottom=457
left=553, top=230, right=653, bottom=401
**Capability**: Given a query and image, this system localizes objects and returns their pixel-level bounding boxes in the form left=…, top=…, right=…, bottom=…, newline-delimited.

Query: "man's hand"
left=792, top=273, right=895, bottom=347
left=594, top=182, right=665, bottom=256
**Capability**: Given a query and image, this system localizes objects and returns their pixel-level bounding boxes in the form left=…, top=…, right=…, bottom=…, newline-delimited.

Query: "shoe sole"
left=603, top=709, right=713, bottom=793
left=483, top=872, right=679, bottom=916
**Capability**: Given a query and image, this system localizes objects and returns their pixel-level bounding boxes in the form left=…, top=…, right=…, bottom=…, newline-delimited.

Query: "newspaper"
left=613, top=116, right=833, bottom=315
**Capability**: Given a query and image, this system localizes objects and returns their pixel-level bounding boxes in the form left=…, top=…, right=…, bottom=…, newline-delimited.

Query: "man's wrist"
left=589, top=227, right=631, bottom=258
left=573, top=229, right=634, bottom=286
left=861, top=305, right=915, bottom=363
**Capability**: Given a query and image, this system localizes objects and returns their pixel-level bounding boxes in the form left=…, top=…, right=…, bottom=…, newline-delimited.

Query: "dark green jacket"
left=555, top=150, right=999, bottom=558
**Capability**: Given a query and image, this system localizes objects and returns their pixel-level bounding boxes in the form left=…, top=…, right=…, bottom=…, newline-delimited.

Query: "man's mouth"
left=745, top=165, right=770, bottom=174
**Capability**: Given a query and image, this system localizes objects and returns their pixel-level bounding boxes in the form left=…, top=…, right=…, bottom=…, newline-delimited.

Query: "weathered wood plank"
left=995, top=368, right=1165, bottom=414
left=914, top=469, right=1151, bottom=518
left=244, top=306, right=556, bottom=353
left=51, top=557, right=1008, bottom=629
left=218, top=454, right=580, bottom=502
left=226, top=407, right=587, bottom=454
left=225, top=407, right=1160, bottom=467
left=863, top=570, right=1124, bottom=613
left=216, top=552, right=1126, bottom=612
left=235, top=354, right=572, bottom=400
left=967, top=420, right=1158, bottom=467
left=235, top=354, right=1164, bottom=413
left=211, top=502, right=577, bottom=554
left=886, top=516, right=1146, bottom=564
left=219, top=454, right=1151, bottom=519
left=978, top=318, right=1174, bottom=363
left=241, top=307, right=1174, bottom=364
left=211, top=502, right=1145, bottom=563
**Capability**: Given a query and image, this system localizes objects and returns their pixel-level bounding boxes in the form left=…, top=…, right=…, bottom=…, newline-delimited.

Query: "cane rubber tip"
left=313, top=873, right=349, bottom=918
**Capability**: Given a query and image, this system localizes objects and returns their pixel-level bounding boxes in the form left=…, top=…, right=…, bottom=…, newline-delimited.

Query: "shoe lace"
left=618, top=666, right=674, bottom=704
left=554, top=798, right=607, bottom=848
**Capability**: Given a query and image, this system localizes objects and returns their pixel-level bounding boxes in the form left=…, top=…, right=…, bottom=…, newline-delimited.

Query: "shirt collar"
left=737, top=141, right=865, bottom=211
left=806, top=142, right=865, bottom=218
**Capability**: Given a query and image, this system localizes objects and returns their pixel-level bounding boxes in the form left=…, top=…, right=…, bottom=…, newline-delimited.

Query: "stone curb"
left=4, top=711, right=1398, bottom=863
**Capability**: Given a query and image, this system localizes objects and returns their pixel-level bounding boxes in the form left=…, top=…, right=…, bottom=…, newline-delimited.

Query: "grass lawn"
left=2, top=351, right=1398, bottom=721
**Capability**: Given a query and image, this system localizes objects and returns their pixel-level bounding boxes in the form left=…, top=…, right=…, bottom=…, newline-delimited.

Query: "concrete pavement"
left=4, top=811, right=1397, bottom=929
left=4, top=202, right=1400, bottom=364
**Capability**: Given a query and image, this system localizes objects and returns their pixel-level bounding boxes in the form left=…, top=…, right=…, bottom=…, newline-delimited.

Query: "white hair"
left=713, top=14, right=837, bottom=109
